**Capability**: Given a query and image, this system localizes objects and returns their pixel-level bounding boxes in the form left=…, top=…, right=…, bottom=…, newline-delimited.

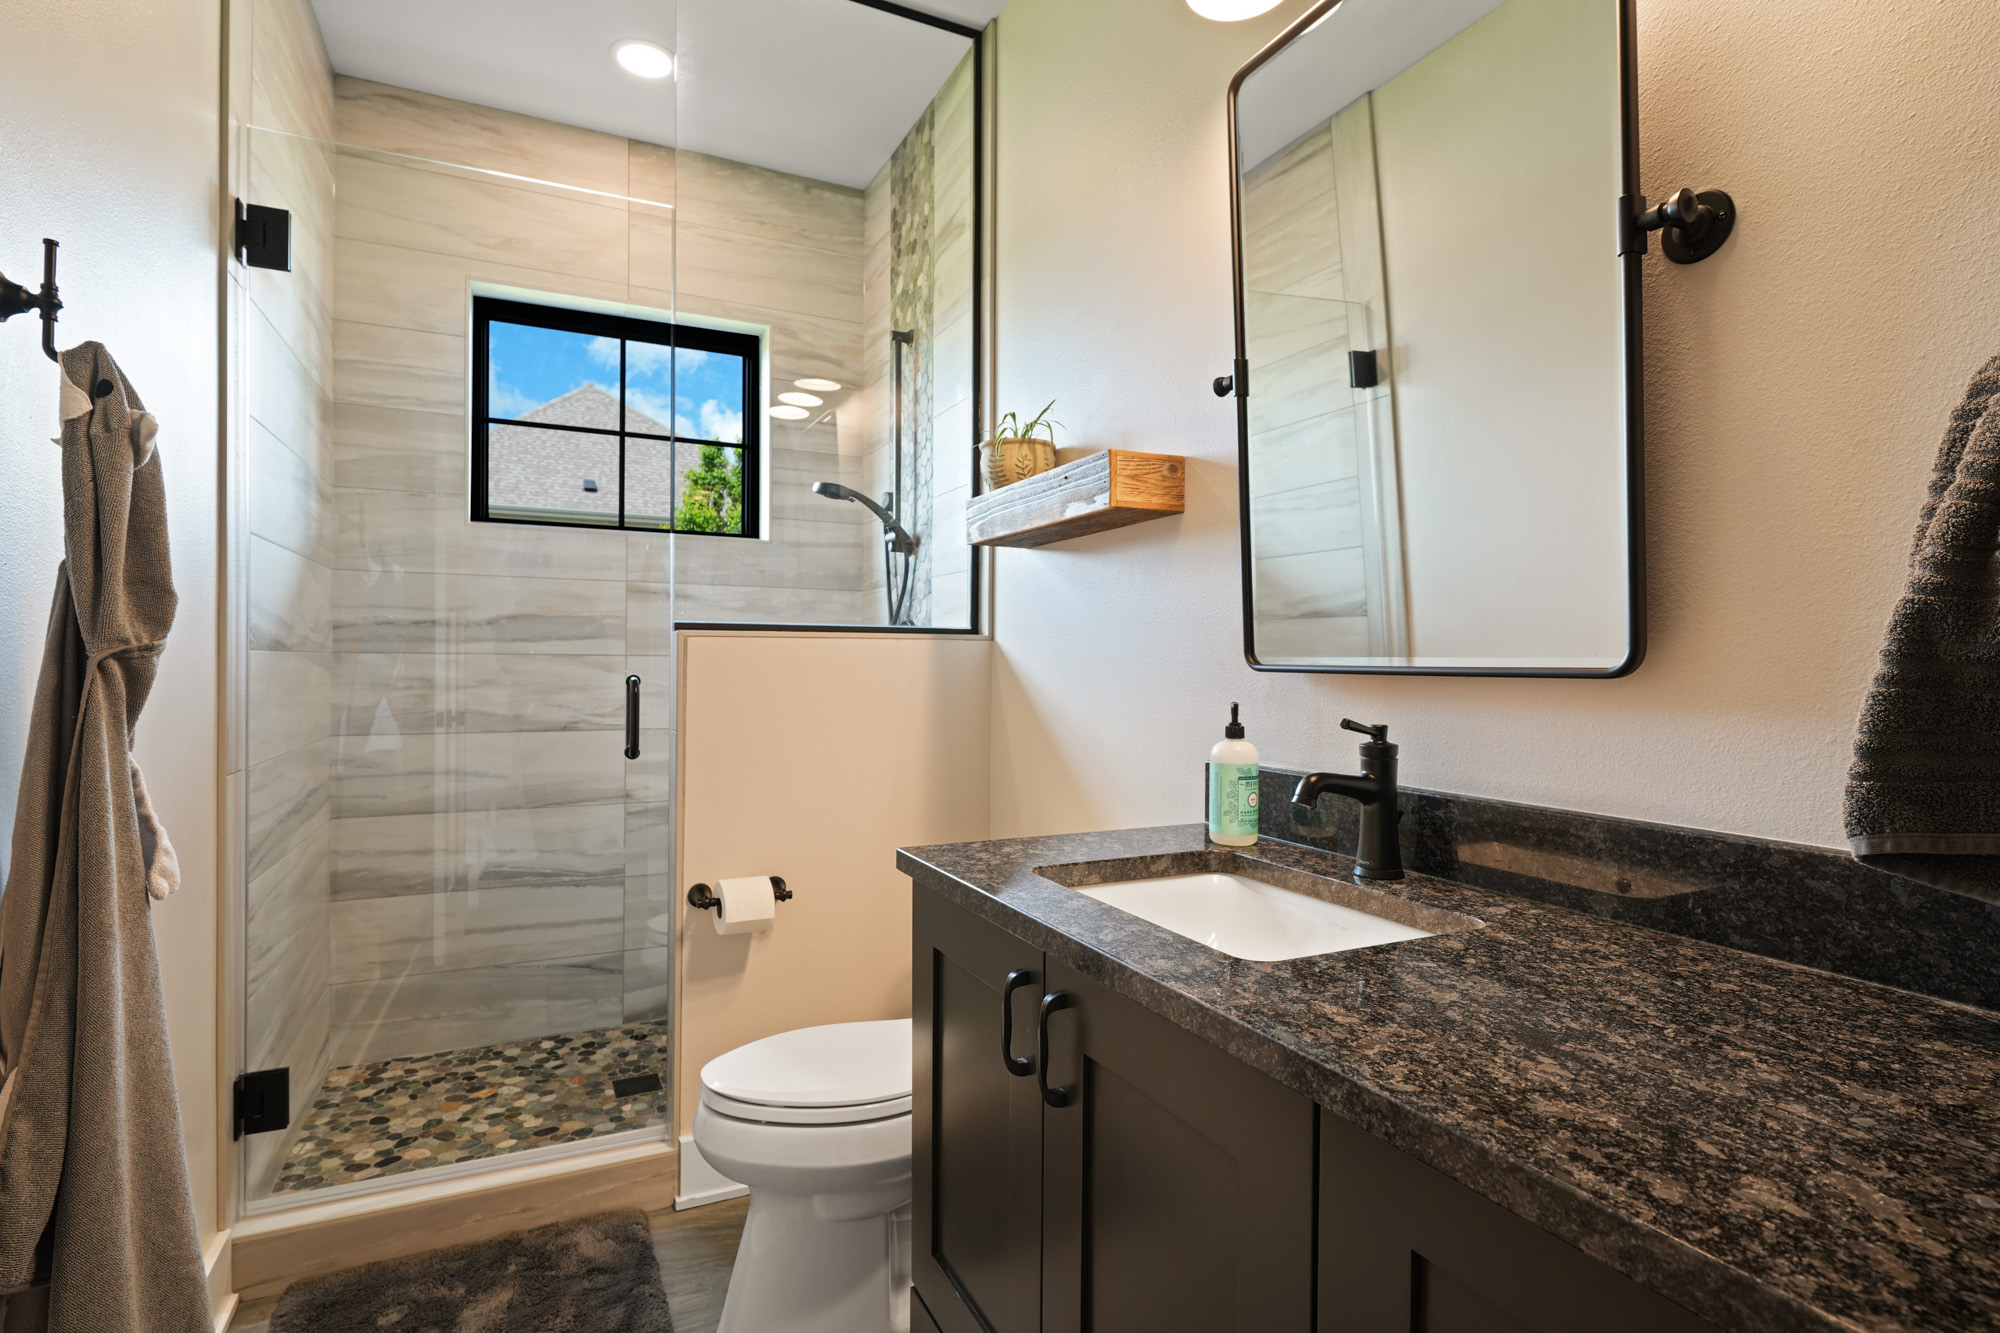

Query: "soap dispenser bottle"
left=1208, top=703, right=1260, bottom=847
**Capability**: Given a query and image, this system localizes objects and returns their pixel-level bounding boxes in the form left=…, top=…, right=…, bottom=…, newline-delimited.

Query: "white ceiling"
left=310, top=0, right=1004, bottom=189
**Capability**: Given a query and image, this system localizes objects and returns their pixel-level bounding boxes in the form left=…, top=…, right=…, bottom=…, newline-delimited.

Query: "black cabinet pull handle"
left=1037, top=990, right=1075, bottom=1108
left=625, top=674, right=640, bottom=760
left=1001, top=969, right=1037, bottom=1077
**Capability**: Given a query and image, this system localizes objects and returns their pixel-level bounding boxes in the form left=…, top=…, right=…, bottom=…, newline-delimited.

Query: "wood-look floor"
left=227, top=1196, right=749, bottom=1333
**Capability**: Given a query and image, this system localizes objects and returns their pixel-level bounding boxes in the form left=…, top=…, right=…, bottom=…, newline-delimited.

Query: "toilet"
left=693, top=1018, right=914, bottom=1333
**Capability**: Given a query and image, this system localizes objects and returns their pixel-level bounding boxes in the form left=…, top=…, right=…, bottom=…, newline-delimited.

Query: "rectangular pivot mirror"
left=1230, top=0, right=1642, bottom=675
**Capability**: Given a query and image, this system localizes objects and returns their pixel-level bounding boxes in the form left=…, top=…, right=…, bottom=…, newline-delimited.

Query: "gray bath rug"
left=270, top=1210, right=673, bottom=1333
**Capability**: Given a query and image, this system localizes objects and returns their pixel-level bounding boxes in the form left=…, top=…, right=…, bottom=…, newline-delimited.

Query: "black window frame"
left=470, top=295, right=763, bottom=539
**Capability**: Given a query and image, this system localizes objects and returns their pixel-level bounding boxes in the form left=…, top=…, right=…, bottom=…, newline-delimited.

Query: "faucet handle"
left=1341, top=718, right=1389, bottom=744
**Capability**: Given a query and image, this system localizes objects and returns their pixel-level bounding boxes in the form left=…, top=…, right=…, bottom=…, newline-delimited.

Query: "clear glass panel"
left=236, top=0, right=678, bottom=1210
left=487, top=322, right=620, bottom=425
left=669, top=7, right=980, bottom=628
left=487, top=424, right=622, bottom=525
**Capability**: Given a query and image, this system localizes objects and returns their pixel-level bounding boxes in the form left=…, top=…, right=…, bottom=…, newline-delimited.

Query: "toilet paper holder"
left=687, top=877, right=792, bottom=913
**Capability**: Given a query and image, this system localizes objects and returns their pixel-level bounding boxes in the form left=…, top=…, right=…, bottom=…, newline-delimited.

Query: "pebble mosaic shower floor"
left=269, top=1020, right=674, bottom=1195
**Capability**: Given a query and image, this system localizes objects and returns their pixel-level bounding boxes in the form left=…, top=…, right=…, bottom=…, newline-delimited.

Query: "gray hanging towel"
left=0, top=344, right=207, bottom=1332
left=1845, top=353, right=2000, bottom=903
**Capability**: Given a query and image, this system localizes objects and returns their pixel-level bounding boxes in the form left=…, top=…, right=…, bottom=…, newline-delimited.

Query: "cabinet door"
left=913, top=886, right=1046, bottom=1333
left=1041, top=958, right=1316, bottom=1333
left=1318, top=1111, right=1719, bottom=1333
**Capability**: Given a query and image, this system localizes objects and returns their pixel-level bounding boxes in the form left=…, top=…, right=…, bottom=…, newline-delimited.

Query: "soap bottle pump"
left=1208, top=703, right=1260, bottom=847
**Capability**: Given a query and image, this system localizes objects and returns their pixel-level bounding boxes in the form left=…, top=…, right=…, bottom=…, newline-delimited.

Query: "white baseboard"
left=675, top=1135, right=748, bottom=1210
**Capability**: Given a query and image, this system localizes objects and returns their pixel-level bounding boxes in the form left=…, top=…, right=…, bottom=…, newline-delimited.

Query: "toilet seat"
left=698, top=1019, right=911, bottom=1126
left=701, top=1086, right=911, bottom=1125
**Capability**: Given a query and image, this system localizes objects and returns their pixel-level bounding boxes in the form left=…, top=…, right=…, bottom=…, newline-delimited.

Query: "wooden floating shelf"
left=966, top=449, right=1185, bottom=549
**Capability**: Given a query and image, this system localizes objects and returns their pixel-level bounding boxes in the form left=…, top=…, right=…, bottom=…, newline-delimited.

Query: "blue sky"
left=488, top=320, right=746, bottom=443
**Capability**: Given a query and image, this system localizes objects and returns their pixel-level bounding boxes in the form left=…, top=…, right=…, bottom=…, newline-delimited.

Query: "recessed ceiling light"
left=794, top=378, right=843, bottom=392
left=612, top=39, right=674, bottom=79
left=771, top=405, right=810, bottom=421
left=1187, top=0, right=1282, bottom=18
left=777, top=391, right=824, bottom=408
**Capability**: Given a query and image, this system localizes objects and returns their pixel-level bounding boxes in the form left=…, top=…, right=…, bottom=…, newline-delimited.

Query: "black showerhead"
left=810, top=479, right=916, bottom=555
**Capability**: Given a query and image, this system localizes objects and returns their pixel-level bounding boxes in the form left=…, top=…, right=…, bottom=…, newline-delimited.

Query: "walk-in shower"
left=231, top=0, right=983, bottom=1212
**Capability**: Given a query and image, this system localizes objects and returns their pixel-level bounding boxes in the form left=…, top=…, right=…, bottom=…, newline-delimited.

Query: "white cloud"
left=626, top=388, right=676, bottom=433
left=624, top=341, right=671, bottom=375
left=700, top=399, right=743, bottom=444
left=587, top=336, right=620, bottom=368
left=489, top=377, right=537, bottom=418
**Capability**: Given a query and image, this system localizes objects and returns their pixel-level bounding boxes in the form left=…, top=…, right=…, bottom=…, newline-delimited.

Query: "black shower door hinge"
left=234, top=1067, right=291, bottom=1139
left=234, top=200, right=293, bottom=271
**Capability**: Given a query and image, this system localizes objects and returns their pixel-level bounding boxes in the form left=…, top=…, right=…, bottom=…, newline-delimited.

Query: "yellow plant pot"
left=979, top=437, right=1056, bottom=490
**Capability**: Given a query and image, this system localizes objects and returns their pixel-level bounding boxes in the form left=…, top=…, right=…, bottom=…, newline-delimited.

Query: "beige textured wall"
left=990, top=0, right=2000, bottom=849
left=0, top=0, right=224, bottom=1302
left=673, top=631, right=991, bottom=1138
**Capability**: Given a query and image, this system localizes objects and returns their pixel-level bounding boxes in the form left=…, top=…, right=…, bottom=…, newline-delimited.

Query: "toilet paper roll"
left=713, top=875, right=778, bottom=935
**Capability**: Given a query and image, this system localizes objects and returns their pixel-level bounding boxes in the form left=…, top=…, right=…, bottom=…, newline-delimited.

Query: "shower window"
left=472, top=296, right=762, bottom=538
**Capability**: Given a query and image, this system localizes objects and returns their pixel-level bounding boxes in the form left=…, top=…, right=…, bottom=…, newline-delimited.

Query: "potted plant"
left=979, top=401, right=1063, bottom=489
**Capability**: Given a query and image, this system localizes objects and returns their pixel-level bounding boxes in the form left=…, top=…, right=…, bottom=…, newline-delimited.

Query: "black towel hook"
left=0, top=238, right=63, bottom=362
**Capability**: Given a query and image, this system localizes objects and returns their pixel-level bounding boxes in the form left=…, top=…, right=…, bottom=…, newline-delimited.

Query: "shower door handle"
left=625, top=675, right=641, bottom=760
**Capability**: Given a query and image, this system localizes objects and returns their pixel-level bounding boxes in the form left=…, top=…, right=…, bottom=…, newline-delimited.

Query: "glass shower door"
left=236, top=0, right=682, bottom=1208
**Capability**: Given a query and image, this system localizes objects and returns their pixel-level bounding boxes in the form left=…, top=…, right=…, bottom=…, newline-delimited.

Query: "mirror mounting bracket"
left=1623, top=188, right=1736, bottom=264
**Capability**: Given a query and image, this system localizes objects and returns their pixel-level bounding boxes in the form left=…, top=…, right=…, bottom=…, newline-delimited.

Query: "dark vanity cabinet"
left=913, top=883, right=1718, bottom=1333
left=1319, top=1113, right=1718, bottom=1333
left=914, top=886, right=1314, bottom=1333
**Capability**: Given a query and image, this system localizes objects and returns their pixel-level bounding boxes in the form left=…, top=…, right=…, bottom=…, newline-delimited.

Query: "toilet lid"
left=700, top=1019, right=911, bottom=1109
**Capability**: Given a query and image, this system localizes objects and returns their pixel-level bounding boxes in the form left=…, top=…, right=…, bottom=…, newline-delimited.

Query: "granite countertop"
left=896, top=826, right=2000, bottom=1333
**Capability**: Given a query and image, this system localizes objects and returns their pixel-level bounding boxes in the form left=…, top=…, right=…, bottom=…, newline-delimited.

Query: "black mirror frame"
left=1227, top=0, right=1647, bottom=678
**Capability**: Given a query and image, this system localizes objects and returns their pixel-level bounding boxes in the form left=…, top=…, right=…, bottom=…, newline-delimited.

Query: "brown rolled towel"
left=1846, top=353, right=2000, bottom=903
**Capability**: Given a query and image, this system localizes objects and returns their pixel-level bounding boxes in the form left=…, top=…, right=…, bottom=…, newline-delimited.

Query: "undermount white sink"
left=1078, top=871, right=1433, bottom=962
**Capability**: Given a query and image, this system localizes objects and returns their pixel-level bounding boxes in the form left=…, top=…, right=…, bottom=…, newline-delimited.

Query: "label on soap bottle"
left=1208, top=763, right=1260, bottom=842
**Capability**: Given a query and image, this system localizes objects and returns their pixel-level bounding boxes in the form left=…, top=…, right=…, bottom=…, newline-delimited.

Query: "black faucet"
left=1291, top=719, right=1404, bottom=882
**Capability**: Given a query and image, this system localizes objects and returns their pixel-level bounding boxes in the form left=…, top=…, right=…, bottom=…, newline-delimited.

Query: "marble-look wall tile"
left=1249, top=476, right=1363, bottom=560
left=329, top=881, right=624, bottom=983
left=1246, top=286, right=1349, bottom=370
left=337, top=488, right=624, bottom=580
left=246, top=302, right=331, bottom=474
left=331, top=401, right=467, bottom=496
left=666, top=583, right=883, bottom=630
left=249, top=0, right=335, bottom=142
left=330, top=728, right=626, bottom=819
left=675, top=150, right=864, bottom=251
left=330, top=802, right=627, bottom=899
left=328, top=953, right=624, bottom=1066
left=624, top=803, right=673, bottom=880
left=1248, top=335, right=1352, bottom=437
left=245, top=817, right=332, bottom=1072
left=247, top=741, right=331, bottom=882
left=1254, top=614, right=1372, bottom=660
left=335, top=149, right=630, bottom=283
left=250, top=535, right=334, bottom=653
left=250, top=419, right=334, bottom=564
left=333, top=319, right=465, bottom=415
left=333, top=234, right=636, bottom=344
left=623, top=873, right=677, bottom=953
left=654, top=287, right=865, bottom=390
left=249, top=649, right=333, bottom=768
left=623, top=947, right=673, bottom=1024
left=1248, top=410, right=1359, bottom=499
left=625, top=728, right=674, bottom=804
left=332, top=569, right=624, bottom=655
left=335, top=76, right=634, bottom=199
left=336, top=652, right=626, bottom=737
left=673, top=222, right=864, bottom=325
left=1253, top=548, right=1368, bottom=622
